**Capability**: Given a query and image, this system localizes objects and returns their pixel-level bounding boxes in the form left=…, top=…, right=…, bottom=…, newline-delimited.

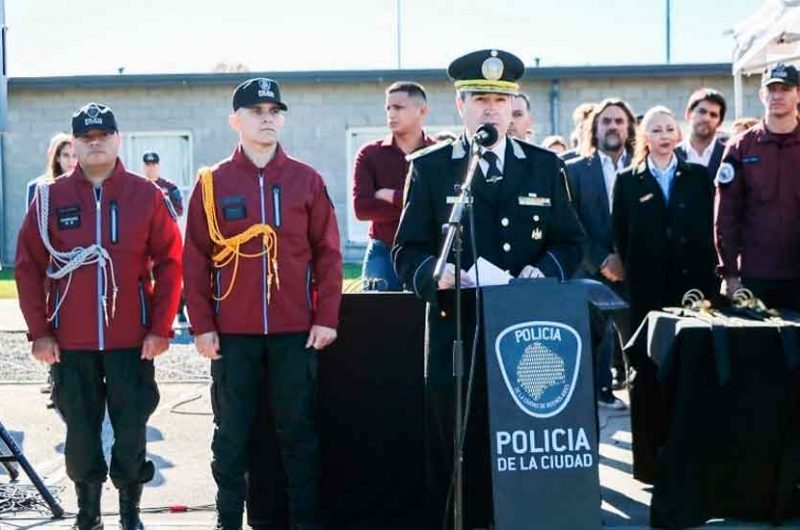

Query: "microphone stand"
left=432, top=137, right=483, bottom=530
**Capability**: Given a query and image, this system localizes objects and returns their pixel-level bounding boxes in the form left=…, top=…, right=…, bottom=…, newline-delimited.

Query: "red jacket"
left=715, top=121, right=800, bottom=279
left=15, top=160, right=183, bottom=350
left=183, top=144, right=342, bottom=336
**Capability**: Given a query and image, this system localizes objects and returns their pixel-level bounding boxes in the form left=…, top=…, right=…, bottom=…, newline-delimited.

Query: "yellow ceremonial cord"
left=454, top=79, right=520, bottom=92
left=198, top=167, right=280, bottom=302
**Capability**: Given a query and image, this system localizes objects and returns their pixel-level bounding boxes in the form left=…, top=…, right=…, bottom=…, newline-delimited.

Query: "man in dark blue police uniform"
left=392, top=49, right=586, bottom=530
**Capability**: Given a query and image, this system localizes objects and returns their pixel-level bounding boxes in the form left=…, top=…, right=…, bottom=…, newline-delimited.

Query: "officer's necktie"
left=482, top=151, right=503, bottom=184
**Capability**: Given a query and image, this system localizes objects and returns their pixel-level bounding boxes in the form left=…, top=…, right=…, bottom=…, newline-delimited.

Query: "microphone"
left=473, top=124, right=499, bottom=147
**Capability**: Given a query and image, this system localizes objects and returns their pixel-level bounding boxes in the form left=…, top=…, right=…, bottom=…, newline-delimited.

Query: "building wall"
left=1, top=72, right=763, bottom=263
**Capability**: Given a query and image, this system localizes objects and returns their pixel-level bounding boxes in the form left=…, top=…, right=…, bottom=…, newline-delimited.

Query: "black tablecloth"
left=625, top=310, right=800, bottom=528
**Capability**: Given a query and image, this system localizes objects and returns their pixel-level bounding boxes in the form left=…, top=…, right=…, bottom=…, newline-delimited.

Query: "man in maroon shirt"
left=352, top=81, right=433, bottom=291
left=716, top=62, right=800, bottom=310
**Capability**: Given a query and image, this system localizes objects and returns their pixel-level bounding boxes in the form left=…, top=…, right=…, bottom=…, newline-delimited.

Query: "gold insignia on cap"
left=482, top=57, right=504, bottom=81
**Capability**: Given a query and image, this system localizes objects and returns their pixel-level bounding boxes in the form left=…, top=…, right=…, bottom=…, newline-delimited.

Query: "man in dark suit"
left=566, top=98, right=637, bottom=410
left=675, top=88, right=727, bottom=180
left=392, top=49, right=586, bottom=530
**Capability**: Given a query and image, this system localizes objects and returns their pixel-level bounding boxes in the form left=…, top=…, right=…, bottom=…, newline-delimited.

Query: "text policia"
left=496, top=427, right=593, bottom=472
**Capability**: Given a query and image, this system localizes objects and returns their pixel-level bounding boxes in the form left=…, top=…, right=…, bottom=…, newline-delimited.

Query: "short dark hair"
left=515, top=92, right=531, bottom=112
left=386, top=81, right=427, bottom=102
left=686, top=88, right=727, bottom=122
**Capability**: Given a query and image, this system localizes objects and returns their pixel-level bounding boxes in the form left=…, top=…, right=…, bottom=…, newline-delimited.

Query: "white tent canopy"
left=731, top=0, right=800, bottom=116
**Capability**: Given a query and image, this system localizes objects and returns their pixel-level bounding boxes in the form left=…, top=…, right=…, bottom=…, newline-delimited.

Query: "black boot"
left=291, top=524, right=324, bottom=530
left=216, top=511, right=243, bottom=530
left=119, top=483, right=144, bottom=530
left=71, top=482, right=103, bottom=530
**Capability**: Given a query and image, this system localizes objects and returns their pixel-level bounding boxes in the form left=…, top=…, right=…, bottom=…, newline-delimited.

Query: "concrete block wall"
left=1, top=72, right=764, bottom=264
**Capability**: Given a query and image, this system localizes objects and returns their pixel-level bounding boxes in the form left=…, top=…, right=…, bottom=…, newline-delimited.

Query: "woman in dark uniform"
left=612, top=106, right=716, bottom=330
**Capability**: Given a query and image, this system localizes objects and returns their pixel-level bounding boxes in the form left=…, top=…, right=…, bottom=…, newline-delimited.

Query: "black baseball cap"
left=232, top=78, right=288, bottom=111
left=142, top=151, right=160, bottom=164
left=447, top=49, right=525, bottom=95
left=71, top=102, right=118, bottom=136
left=762, top=62, right=799, bottom=87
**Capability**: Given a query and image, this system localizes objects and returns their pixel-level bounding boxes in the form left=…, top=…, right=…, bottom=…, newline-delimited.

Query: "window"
left=345, top=125, right=460, bottom=245
left=119, top=131, right=194, bottom=232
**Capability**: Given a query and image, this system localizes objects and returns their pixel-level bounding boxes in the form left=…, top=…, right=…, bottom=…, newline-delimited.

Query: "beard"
left=693, top=123, right=714, bottom=140
left=599, top=132, right=622, bottom=152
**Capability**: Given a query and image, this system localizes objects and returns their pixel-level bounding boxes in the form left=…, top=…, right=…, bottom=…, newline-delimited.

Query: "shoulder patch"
left=405, top=139, right=454, bottom=162
left=715, top=162, right=735, bottom=186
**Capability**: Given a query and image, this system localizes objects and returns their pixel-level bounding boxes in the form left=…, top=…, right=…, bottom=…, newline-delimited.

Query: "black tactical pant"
left=211, top=333, right=320, bottom=525
left=246, top=382, right=289, bottom=528
left=52, top=348, right=159, bottom=488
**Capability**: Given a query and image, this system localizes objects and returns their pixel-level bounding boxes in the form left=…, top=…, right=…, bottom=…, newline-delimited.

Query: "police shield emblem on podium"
left=494, top=321, right=582, bottom=418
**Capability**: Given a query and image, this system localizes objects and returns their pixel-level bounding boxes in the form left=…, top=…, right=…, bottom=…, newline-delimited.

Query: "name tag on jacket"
left=518, top=196, right=551, bottom=207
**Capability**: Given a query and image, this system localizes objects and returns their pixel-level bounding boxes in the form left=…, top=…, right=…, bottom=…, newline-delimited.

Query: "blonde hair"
left=631, top=106, right=678, bottom=167
left=44, top=132, right=74, bottom=181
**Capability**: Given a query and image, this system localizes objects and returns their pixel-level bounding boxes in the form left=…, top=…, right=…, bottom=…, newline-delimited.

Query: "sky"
left=7, top=0, right=758, bottom=77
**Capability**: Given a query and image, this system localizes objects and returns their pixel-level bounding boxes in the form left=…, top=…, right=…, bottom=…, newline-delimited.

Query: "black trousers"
left=211, top=333, right=320, bottom=524
left=246, top=381, right=289, bottom=528
left=425, top=332, right=493, bottom=530
left=52, top=348, right=159, bottom=488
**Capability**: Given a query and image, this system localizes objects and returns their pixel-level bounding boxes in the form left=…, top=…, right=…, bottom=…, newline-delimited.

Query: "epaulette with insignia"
left=405, top=139, right=455, bottom=162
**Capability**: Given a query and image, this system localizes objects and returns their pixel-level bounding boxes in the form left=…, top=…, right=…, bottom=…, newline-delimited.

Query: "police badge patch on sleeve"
left=715, top=162, right=735, bottom=186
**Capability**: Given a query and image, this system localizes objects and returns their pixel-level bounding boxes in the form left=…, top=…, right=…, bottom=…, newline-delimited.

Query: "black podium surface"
left=625, top=311, right=800, bottom=528
left=317, top=293, right=425, bottom=529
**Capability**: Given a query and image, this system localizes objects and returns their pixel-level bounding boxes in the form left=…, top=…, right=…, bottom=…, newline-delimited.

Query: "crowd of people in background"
left=353, top=62, right=800, bottom=412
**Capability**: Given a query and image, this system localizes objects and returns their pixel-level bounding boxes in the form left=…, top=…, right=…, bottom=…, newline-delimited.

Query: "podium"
left=482, top=281, right=601, bottom=530
left=249, top=284, right=605, bottom=529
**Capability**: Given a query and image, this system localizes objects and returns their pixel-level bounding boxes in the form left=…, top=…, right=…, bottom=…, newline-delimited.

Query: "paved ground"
left=0, top=302, right=797, bottom=529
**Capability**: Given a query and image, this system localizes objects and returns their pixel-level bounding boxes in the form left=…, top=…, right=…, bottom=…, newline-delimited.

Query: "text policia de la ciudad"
left=496, top=427, right=593, bottom=472
left=495, top=324, right=593, bottom=473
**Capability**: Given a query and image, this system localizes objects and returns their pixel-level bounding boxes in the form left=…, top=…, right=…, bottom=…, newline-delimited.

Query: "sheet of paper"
left=463, top=257, right=513, bottom=287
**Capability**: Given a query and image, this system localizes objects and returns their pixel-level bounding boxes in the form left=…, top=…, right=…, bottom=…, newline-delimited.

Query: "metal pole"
left=734, top=70, right=744, bottom=119
left=666, top=0, right=672, bottom=64
left=0, top=0, right=7, bottom=265
left=396, top=0, right=402, bottom=69
left=550, top=79, right=560, bottom=135
left=0, top=420, right=64, bottom=518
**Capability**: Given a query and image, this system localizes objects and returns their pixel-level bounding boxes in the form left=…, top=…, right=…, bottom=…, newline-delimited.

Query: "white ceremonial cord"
left=35, top=182, right=119, bottom=325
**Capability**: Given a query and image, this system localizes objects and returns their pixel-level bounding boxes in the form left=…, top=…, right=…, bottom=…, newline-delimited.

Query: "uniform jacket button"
left=501, top=217, right=510, bottom=227
left=502, top=243, right=511, bottom=252
left=533, top=215, right=540, bottom=222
